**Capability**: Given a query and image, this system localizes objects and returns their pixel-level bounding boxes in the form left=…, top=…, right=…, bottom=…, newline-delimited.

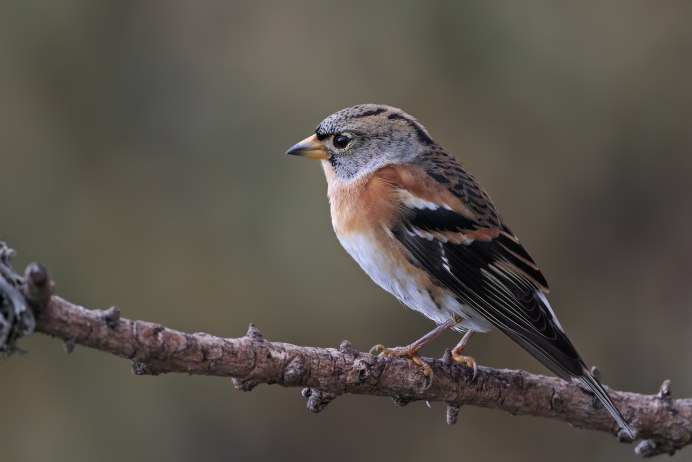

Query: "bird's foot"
left=368, top=320, right=461, bottom=380
left=370, top=344, right=433, bottom=377
left=451, top=353, right=477, bottom=380
left=451, top=329, right=477, bottom=380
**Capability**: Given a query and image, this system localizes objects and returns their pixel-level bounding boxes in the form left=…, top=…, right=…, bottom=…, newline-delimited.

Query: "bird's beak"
left=286, top=134, right=328, bottom=160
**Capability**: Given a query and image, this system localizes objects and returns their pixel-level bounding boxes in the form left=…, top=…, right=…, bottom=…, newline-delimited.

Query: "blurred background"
left=2, top=1, right=691, bottom=461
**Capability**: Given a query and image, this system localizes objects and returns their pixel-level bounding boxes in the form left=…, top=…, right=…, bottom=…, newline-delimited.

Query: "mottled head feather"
left=314, top=104, right=436, bottom=180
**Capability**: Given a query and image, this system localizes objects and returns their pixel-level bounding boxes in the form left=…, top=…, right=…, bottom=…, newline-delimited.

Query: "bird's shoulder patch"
left=379, top=162, right=502, bottom=234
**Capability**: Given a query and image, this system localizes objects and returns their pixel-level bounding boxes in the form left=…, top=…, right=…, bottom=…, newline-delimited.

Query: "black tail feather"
left=579, top=371, right=633, bottom=439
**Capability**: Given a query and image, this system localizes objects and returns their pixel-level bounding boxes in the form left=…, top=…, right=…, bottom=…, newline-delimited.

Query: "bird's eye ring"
left=333, top=133, right=352, bottom=149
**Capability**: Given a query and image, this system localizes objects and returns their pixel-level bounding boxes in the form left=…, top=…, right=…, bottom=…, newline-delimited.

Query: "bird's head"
left=286, top=104, right=436, bottom=181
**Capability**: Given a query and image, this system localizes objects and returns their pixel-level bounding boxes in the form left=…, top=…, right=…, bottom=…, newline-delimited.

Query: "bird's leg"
left=451, top=329, right=477, bottom=378
left=371, top=317, right=459, bottom=377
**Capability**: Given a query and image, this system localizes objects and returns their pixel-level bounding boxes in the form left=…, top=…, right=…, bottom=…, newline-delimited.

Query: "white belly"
left=336, top=230, right=492, bottom=332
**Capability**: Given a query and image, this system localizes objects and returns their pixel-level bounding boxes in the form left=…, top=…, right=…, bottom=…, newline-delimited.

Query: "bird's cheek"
left=327, top=153, right=338, bottom=168
left=321, top=158, right=336, bottom=178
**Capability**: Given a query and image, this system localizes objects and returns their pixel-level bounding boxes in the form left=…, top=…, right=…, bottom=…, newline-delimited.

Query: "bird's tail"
left=578, top=370, right=633, bottom=439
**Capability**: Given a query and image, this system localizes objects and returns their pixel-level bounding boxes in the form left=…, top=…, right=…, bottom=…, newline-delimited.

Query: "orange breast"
left=322, top=162, right=401, bottom=238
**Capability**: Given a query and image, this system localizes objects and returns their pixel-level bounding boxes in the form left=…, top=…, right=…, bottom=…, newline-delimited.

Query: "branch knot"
left=245, top=323, right=264, bottom=341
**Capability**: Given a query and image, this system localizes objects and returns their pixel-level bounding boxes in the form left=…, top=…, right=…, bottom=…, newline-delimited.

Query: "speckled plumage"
left=286, top=104, right=632, bottom=437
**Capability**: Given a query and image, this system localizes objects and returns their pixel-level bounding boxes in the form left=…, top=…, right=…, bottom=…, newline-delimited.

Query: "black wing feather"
left=408, top=207, right=479, bottom=232
left=394, top=211, right=585, bottom=379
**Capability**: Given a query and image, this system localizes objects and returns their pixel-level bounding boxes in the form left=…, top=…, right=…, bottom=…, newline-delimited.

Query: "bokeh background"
left=2, top=2, right=692, bottom=461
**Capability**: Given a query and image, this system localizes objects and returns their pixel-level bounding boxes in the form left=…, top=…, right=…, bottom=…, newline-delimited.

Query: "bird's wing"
left=382, top=161, right=585, bottom=379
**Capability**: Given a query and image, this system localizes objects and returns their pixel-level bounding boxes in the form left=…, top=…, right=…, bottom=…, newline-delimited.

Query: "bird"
left=286, top=103, right=633, bottom=438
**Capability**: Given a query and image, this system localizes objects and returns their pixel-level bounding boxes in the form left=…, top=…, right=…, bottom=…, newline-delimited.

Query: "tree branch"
left=1, top=242, right=690, bottom=458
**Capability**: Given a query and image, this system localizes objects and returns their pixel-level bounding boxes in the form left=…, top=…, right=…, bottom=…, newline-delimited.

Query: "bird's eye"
left=333, top=133, right=352, bottom=149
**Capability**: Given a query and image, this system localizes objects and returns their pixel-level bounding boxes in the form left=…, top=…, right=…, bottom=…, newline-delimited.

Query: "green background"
left=2, top=2, right=691, bottom=461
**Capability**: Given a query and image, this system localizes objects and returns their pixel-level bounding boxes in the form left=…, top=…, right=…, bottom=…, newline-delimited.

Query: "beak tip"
left=285, top=134, right=328, bottom=160
left=285, top=145, right=302, bottom=156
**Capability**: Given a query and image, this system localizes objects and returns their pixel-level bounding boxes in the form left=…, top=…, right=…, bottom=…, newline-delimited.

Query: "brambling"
left=286, top=104, right=632, bottom=437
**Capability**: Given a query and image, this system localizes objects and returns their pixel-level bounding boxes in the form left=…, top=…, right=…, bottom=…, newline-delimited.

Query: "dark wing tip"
left=579, top=372, right=634, bottom=438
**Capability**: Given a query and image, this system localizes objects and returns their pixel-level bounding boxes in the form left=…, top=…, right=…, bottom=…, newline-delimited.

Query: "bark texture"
left=1, top=242, right=690, bottom=458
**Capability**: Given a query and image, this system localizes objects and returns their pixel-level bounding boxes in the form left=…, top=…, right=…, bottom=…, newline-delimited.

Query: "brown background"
left=2, top=2, right=691, bottom=461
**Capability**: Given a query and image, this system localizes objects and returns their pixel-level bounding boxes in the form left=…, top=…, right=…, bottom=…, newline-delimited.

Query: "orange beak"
left=285, top=134, right=328, bottom=160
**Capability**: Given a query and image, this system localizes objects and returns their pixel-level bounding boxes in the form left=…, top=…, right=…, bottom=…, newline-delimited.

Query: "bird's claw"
left=369, top=344, right=386, bottom=355
left=409, top=354, right=434, bottom=377
left=369, top=344, right=433, bottom=377
left=452, top=354, right=478, bottom=381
